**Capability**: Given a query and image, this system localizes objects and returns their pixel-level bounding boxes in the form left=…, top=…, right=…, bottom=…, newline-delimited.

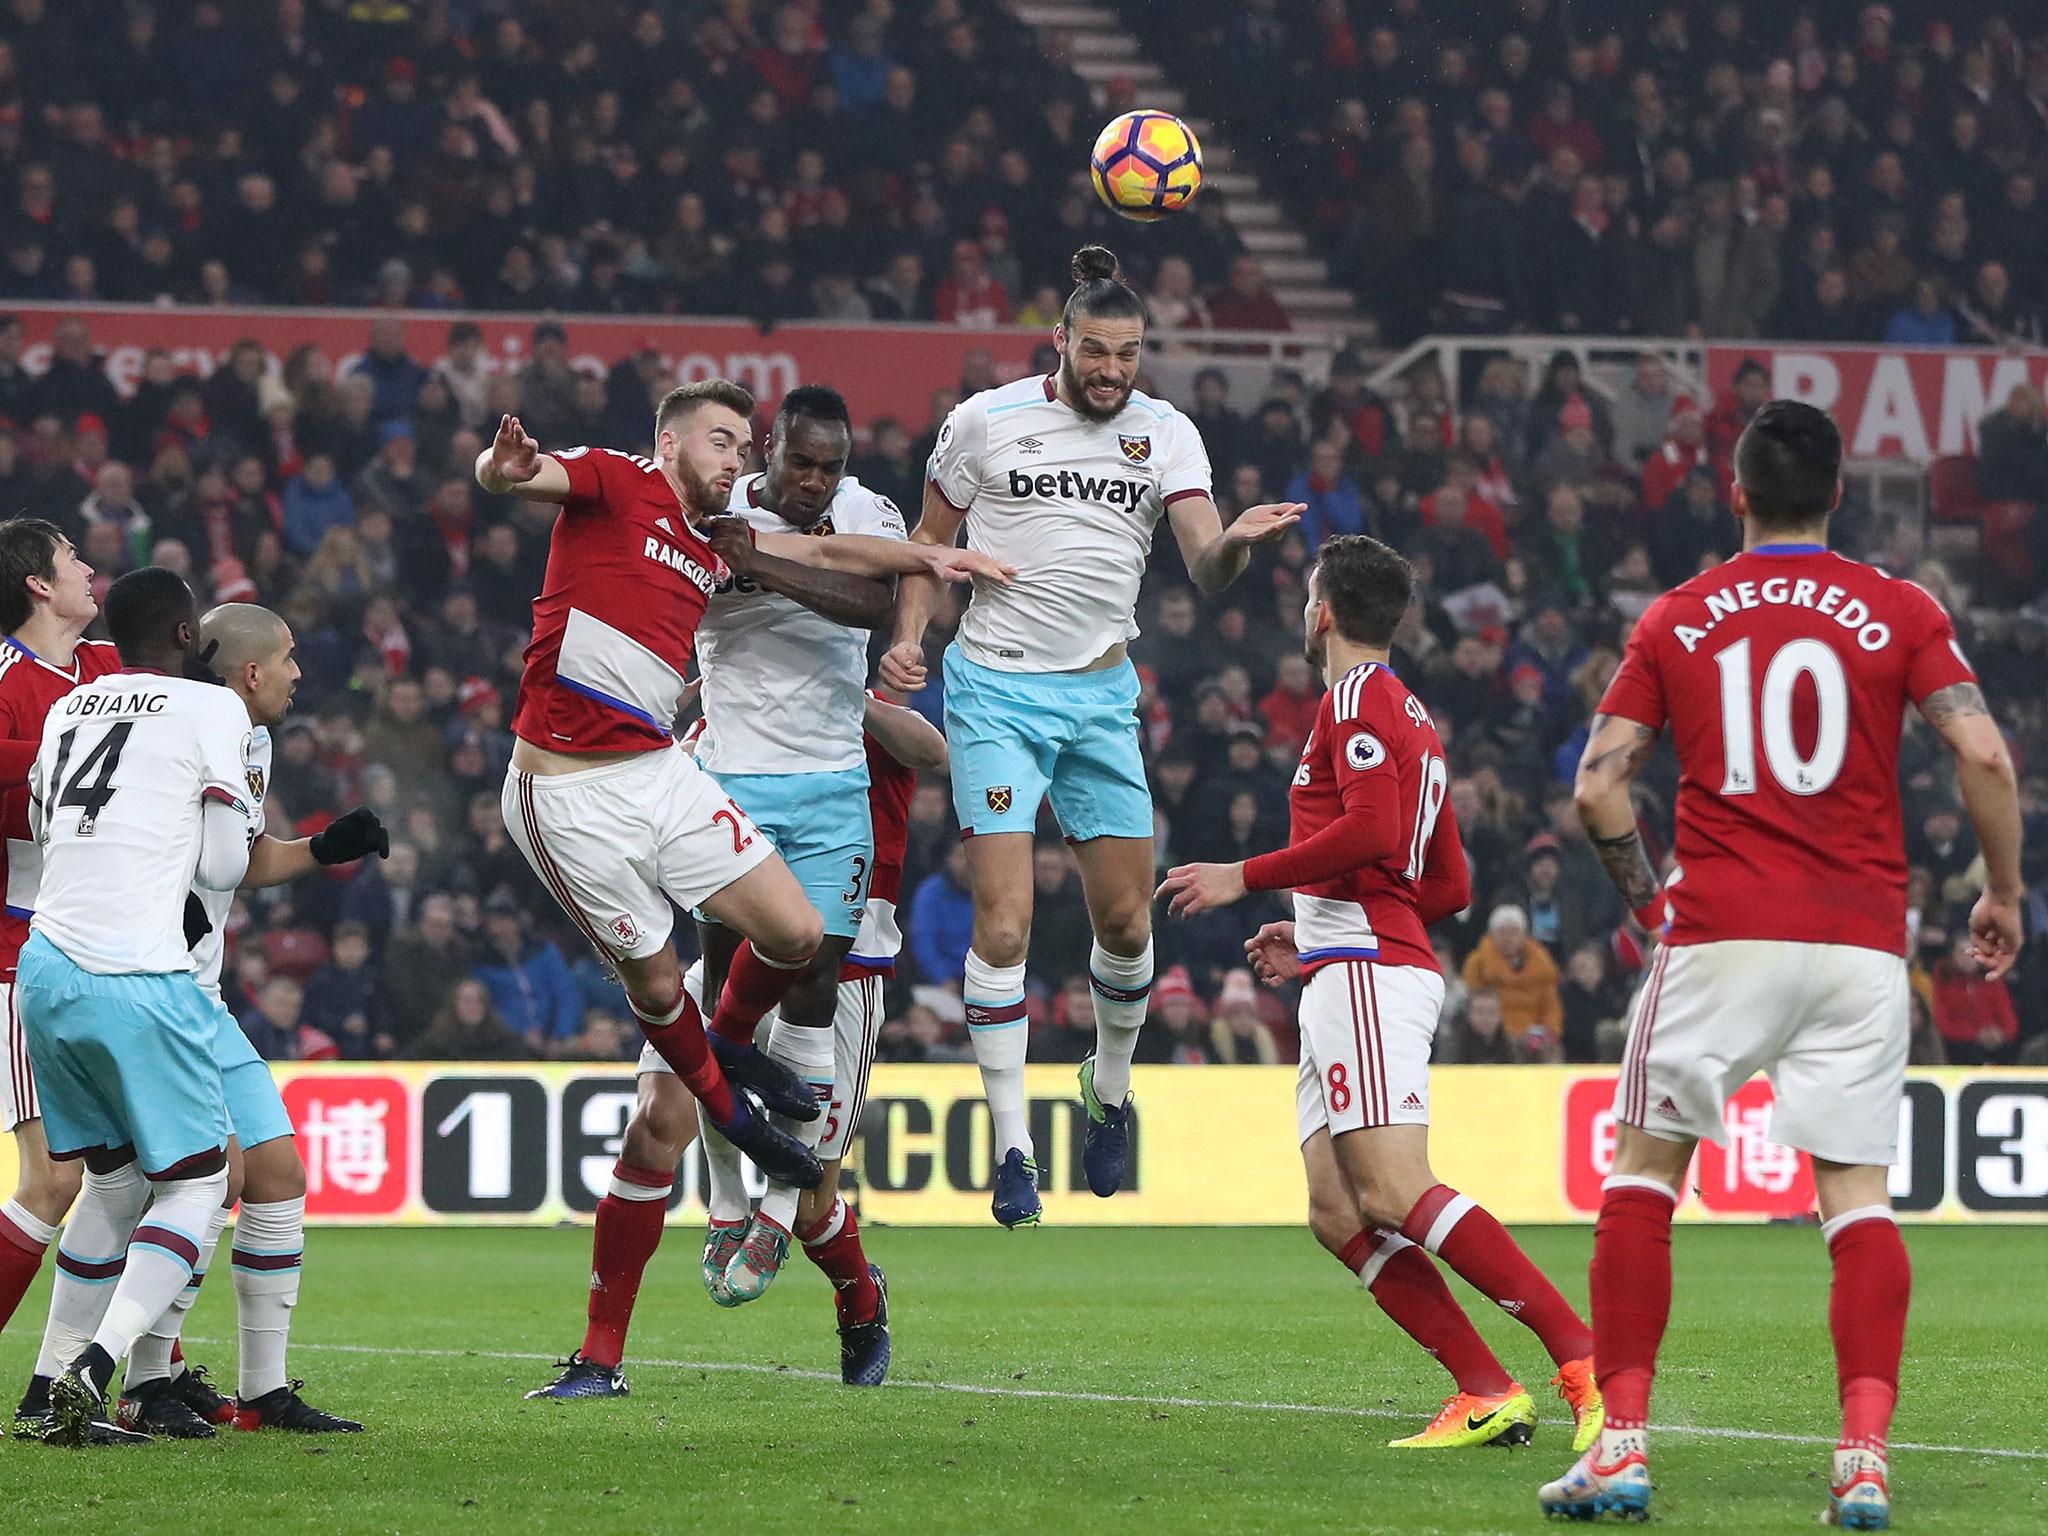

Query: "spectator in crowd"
left=1136, top=966, right=1212, bottom=1064
left=282, top=453, right=354, bottom=558
left=1610, top=354, right=1682, bottom=470
left=1206, top=256, right=1292, bottom=332
left=1289, top=438, right=1366, bottom=552
left=1439, top=988, right=1517, bottom=1064
left=302, top=920, right=392, bottom=1060
left=1558, top=943, right=1627, bottom=1064
left=909, top=843, right=976, bottom=993
left=473, top=891, right=583, bottom=1050
left=239, top=977, right=307, bottom=1064
left=1026, top=842, right=1095, bottom=1001
left=1933, top=931, right=2020, bottom=1066
left=384, top=892, right=474, bottom=1049
left=1460, top=904, right=1563, bottom=1046
left=413, top=977, right=538, bottom=1061
left=1207, top=970, right=1279, bottom=1064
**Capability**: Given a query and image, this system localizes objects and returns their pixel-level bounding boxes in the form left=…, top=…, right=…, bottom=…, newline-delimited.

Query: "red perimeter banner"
left=6, top=303, right=1045, bottom=428
left=1704, top=342, right=2048, bottom=462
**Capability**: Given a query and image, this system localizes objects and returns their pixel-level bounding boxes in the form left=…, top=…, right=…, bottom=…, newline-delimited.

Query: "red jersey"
left=0, top=636, right=121, bottom=977
left=1244, top=661, right=1470, bottom=979
left=1599, top=544, right=1976, bottom=955
left=842, top=730, right=917, bottom=981
left=511, top=447, right=731, bottom=755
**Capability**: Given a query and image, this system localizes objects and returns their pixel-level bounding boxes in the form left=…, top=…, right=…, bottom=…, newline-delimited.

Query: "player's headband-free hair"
left=1734, top=399, right=1842, bottom=524
left=655, top=379, right=757, bottom=435
left=1064, top=244, right=1146, bottom=329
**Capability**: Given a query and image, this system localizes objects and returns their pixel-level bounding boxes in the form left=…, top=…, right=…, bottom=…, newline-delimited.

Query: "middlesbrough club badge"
left=609, top=913, right=642, bottom=947
left=986, top=785, right=1013, bottom=814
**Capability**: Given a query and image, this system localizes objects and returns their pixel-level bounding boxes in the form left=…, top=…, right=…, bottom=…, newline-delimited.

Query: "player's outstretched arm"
left=241, top=807, right=391, bottom=889
left=760, top=522, right=1012, bottom=585
left=1919, top=682, right=2026, bottom=979
left=701, top=518, right=894, bottom=628
left=880, top=485, right=966, bottom=694
left=1167, top=494, right=1305, bottom=594
left=1574, top=712, right=1665, bottom=930
left=474, top=414, right=572, bottom=501
left=863, top=693, right=948, bottom=772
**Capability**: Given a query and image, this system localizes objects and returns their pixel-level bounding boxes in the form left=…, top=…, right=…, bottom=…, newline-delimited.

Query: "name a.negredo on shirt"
left=61, top=689, right=168, bottom=717
left=641, top=536, right=719, bottom=595
left=1006, top=468, right=1150, bottom=505
left=1672, top=576, right=1895, bottom=654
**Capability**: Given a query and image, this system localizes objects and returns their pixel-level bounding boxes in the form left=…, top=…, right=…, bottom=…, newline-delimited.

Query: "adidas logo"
left=1497, top=1298, right=1526, bottom=1316
left=1400, top=1092, right=1424, bottom=1111
left=1654, top=1095, right=1680, bottom=1118
left=589, top=1271, right=605, bottom=1293
left=655, top=516, right=675, bottom=535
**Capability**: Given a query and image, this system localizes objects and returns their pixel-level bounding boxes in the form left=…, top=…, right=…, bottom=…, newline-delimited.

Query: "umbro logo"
left=1017, top=437, right=1043, bottom=454
left=1400, top=1092, right=1423, bottom=1111
left=1655, top=1095, right=1680, bottom=1118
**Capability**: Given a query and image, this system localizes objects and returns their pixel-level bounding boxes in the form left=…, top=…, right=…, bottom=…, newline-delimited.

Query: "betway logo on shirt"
left=642, top=536, right=720, bottom=595
left=1007, top=468, right=1149, bottom=506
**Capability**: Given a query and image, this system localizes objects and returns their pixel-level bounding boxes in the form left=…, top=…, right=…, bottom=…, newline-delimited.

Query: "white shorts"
left=1, top=981, right=37, bottom=1133
left=503, top=748, right=773, bottom=963
left=1616, top=939, right=1908, bottom=1168
left=1294, top=961, right=1444, bottom=1143
left=636, top=961, right=888, bottom=1165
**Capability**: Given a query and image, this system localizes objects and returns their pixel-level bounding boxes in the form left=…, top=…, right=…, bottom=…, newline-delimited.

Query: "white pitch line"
left=219, top=1338, right=2048, bottom=1462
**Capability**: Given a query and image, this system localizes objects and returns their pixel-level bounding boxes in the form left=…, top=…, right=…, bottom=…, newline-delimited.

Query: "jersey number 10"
left=1713, top=638, right=1849, bottom=797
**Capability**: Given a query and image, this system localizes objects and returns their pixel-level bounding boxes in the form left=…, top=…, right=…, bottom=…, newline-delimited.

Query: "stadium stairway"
left=1009, top=1, right=1358, bottom=329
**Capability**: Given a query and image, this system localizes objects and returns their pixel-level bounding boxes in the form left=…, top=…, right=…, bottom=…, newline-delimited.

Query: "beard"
left=1059, top=350, right=1133, bottom=422
left=673, top=455, right=731, bottom=517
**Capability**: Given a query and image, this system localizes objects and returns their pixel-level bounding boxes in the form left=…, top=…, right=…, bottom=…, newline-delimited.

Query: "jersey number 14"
left=48, top=722, right=132, bottom=837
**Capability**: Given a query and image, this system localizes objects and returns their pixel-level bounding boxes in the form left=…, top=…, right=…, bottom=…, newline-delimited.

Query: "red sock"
left=709, top=941, right=808, bottom=1047
left=0, top=1203, right=52, bottom=1333
left=1588, top=1181, right=1677, bottom=1428
left=1828, top=1213, right=1910, bottom=1453
left=800, top=1198, right=880, bottom=1326
left=633, top=992, right=736, bottom=1123
left=1401, top=1184, right=1595, bottom=1367
left=1337, top=1228, right=1515, bottom=1396
left=580, top=1163, right=673, bottom=1369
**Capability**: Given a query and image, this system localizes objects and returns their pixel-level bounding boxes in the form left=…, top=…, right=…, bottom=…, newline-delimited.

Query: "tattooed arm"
left=1574, top=713, right=1665, bottom=924
left=1917, top=681, right=2025, bottom=979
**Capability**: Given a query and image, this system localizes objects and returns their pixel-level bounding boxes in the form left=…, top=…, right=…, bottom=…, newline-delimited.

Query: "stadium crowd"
left=0, top=307, right=2041, bottom=1073
left=1137, top=0, right=2048, bottom=345
left=0, top=0, right=2040, bottom=1072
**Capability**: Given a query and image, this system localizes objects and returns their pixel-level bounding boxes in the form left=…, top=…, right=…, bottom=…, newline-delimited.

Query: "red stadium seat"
left=1927, top=456, right=2034, bottom=596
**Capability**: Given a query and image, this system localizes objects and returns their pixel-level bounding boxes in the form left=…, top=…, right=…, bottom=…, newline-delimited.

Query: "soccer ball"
left=1089, top=110, right=1203, bottom=223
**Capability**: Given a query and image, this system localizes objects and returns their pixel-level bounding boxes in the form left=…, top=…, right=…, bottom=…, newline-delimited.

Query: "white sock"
left=756, top=1018, right=833, bottom=1232
left=1, top=1197, right=57, bottom=1249
left=964, top=950, right=1031, bottom=1160
left=129, top=1200, right=232, bottom=1386
left=1087, top=939, right=1153, bottom=1105
left=89, top=1168, right=229, bottom=1370
left=36, top=1162, right=150, bottom=1379
left=699, top=1119, right=750, bottom=1223
left=230, top=1197, right=304, bottom=1400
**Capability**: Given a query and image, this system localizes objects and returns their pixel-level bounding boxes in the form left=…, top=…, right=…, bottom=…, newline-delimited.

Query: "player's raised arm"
left=1573, top=713, right=1665, bottom=930
left=862, top=691, right=948, bottom=771
left=700, top=518, right=894, bottom=629
left=878, top=483, right=967, bottom=694
left=752, top=519, right=1010, bottom=586
left=474, top=414, right=573, bottom=502
left=1917, top=681, right=2025, bottom=978
left=1166, top=492, right=1305, bottom=594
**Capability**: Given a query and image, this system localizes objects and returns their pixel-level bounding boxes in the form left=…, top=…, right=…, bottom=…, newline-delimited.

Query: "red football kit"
left=1599, top=543, right=1975, bottom=955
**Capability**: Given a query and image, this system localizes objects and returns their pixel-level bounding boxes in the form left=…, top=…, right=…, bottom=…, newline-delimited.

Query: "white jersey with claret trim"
left=927, top=374, right=1212, bottom=673
left=29, top=674, right=255, bottom=976
left=192, top=725, right=270, bottom=1000
left=695, top=473, right=908, bottom=777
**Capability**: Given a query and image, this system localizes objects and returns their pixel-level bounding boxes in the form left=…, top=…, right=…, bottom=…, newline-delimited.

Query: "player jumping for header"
left=1538, top=401, right=2023, bottom=1527
left=879, top=245, right=1303, bottom=1227
left=481, top=379, right=1001, bottom=1240
left=1159, top=536, right=1601, bottom=1453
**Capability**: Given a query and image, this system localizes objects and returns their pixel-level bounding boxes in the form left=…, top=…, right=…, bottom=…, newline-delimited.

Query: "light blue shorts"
left=206, top=996, right=294, bottom=1150
left=943, top=644, right=1154, bottom=841
left=17, top=932, right=229, bottom=1175
left=706, top=765, right=875, bottom=939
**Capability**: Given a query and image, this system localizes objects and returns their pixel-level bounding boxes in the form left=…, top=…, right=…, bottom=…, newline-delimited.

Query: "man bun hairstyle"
left=1063, top=244, right=1146, bottom=329
left=0, top=517, right=65, bottom=635
left=1733, top=399, right=1842, bottom=529
left=655, top=378, right=758, bottom=437
left=1312, top=534, right=1413, bottom=649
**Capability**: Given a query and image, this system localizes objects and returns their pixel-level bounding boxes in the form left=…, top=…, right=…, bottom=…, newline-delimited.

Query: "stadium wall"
left=3, top=1064, right=2034, bottom=1228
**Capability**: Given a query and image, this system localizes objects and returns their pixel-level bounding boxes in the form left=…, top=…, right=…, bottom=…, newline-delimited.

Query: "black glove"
left=309, top=806, right=390, bottom=866
left=183, top=892, right=213, bottom=949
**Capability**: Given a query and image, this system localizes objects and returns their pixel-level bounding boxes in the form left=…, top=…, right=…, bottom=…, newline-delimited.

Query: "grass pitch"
left=1, top=1225, right=2042, bottom=1534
